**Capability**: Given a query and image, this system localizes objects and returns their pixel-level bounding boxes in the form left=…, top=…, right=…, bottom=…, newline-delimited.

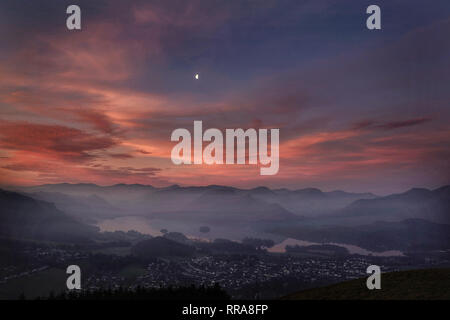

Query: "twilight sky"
left=0, top=0, right=449, bottom=194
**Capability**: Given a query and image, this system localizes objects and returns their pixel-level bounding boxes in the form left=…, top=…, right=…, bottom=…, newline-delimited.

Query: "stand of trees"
left=37, top=284, right=230, bottom=300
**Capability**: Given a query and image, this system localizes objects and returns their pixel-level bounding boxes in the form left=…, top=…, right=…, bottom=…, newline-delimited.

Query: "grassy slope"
left=0, top=268, right=67, bottom=300
left=282, top=268, right=450, bottom=300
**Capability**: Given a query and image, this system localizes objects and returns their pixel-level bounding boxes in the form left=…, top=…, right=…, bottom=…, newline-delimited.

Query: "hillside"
left=268, top=219, right=450, bottom=252
left=131, top=237, right=196, bottom=258
left=25, top=191, right=121, bottom=222
left=0, top=189, right=98, bottom=243
left=282, top=268, right=450, bottom=300
left=337, top=186, right=450, bottom=224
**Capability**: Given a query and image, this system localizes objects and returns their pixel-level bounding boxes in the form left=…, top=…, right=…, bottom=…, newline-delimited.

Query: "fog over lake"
left=96, top=216, right=276, bottom=241
left=97, top=216, right=162, bottom=236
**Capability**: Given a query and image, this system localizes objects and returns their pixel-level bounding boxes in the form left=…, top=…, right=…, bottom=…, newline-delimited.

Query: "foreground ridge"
left=282, top=268, right=450, bottom=300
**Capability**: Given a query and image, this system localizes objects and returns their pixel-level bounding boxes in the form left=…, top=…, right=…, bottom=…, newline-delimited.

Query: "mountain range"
left=1, top=183, right=449, bottom=251
left=11, top=183, right=449, bottom=223
left=334, top=186, right=450, bottom=224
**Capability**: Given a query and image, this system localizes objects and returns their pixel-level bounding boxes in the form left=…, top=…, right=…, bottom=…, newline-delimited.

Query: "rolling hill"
left=0, top=189, right=98, bottom=243
left=337, top=186, right=450, bottom=224
left=131, top=237, right=195, bottom=258
left=282, top=268, right=450, bottom=300
left=267, top=218, right=450, bottom=252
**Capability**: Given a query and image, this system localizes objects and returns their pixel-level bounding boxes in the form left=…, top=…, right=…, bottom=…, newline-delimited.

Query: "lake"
left=267, top=238, right=404, bottom=256
left=97, top=216, right=404, bottom=257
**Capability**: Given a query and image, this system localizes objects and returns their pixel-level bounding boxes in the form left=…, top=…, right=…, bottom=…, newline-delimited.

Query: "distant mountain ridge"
left=336, top=185, right=450, bottom=223
left=14, top=183, right=381, bottom=218
left=15, top=182, right=377, bottom=198
left=9, top=183, right=450, bottom=224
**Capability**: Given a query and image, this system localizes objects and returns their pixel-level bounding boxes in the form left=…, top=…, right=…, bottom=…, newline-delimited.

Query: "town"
left=2, top=241, right=449, bottom=299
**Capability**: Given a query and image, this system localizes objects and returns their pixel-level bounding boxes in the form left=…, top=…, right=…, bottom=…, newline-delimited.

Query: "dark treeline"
left=35, top=284, right=230, bottom=300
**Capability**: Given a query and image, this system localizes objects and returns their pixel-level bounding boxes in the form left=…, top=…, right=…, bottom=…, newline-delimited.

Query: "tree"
left=242, top=238, right=275, bottom=250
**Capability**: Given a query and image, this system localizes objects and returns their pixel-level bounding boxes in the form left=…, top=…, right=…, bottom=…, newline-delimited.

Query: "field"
left=0, top=268, right=67, bottom=300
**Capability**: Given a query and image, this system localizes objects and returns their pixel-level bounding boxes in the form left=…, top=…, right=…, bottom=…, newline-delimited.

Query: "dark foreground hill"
left=282, top=268, right=450, bottom=300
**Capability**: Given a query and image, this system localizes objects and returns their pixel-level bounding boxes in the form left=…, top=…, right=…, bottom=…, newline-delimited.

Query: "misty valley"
left=0, top=183, right=449, bottom=299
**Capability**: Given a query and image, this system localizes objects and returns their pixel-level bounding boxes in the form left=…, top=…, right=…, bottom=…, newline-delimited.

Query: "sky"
left=0, top=0, right=449, bottom=194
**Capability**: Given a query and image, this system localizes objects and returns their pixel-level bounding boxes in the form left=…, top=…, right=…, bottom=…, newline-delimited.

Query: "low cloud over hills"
left=2, top=183, right=449, bottom=252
